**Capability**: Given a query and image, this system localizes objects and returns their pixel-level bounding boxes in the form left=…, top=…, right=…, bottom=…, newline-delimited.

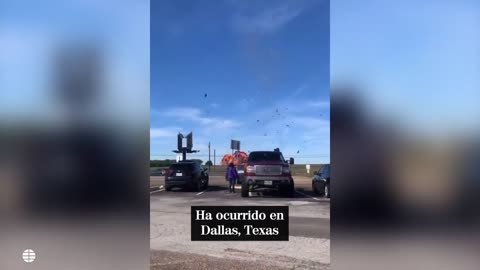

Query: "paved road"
left=150, top=175, right=330, bottom=270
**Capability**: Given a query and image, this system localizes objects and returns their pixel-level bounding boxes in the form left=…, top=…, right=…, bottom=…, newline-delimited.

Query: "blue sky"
left=151, top=0, right=330, bottom=164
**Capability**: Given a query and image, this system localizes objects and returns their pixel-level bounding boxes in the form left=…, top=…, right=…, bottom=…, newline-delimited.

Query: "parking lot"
left=150, top=175, right=330, bottom=269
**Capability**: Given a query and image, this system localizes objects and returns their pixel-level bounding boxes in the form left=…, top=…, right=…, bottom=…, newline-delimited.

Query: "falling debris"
left=297, top=150, right=300, bottom=154
left=275, top=109, right=278, bottom=113
left=286, top=125, right=290, bottom=127
left=257, top=120, right=260, bottom=122
left=264, top=133, right=267, bottom=136
left=204, top=93, right=207, bottom=98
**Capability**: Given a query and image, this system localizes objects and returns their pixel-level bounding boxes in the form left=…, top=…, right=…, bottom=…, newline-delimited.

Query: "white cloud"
left=306, top=100, right=330, bottom=108
left=150, top=127, right=181, bottom=138
left=292, top=116, right=329, bottom=128
left=292, top=83, right=308, bottom=96
left=232, top=2, right=306, bottom=34
left=164, top=107, right=202, bottom=117
left=163, top=107, right=242, bottom=130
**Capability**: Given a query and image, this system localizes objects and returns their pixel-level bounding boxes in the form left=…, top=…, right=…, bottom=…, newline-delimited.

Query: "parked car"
left=200, top=165, right=209, bottom=181
left=151, top=167, right=166, bottom=176
left=312, top=164, right=330, bottom=198
left=242, top=151, right=295, bottom=197
left=165, top=161, right=209, bottom=191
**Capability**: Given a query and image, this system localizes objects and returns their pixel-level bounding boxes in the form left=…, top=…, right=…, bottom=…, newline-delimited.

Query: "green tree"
left=150, top=159, right=176, bottom=167
left=205, top=160, right=213, bottom=166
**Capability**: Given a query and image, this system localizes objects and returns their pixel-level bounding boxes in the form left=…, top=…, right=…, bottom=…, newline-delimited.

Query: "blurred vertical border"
left=331, top=1, right=480, bottom=270
left=0, top=0, right=150, bottom=269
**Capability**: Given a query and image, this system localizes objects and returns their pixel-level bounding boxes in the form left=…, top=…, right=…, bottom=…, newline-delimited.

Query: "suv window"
left=321, top=165, right=330, bottom=176
left=248, top=152, right=285, bottom=162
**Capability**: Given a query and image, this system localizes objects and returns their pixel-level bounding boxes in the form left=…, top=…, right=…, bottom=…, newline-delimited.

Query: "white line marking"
left=150, top=188, right=164, bottom=194
left=295, top=190, right=321, bottom=201
left=196, top=188, right=210, bottom=196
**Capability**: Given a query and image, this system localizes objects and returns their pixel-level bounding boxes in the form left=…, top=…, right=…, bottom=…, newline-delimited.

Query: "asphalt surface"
left=150, top=175, right=330, bottom=270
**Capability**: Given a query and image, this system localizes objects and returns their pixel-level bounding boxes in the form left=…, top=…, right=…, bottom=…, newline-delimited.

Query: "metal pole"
left=214, top=149, right=216, bottom=171
left=208, top=142, right=211, bottom=162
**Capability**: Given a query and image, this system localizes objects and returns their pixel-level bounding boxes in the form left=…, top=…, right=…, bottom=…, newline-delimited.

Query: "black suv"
left=312, top=164, right=330, bottom=198
left=165, top=161, right=209, bottom=191
left=242, top=151, right=295, bottom=197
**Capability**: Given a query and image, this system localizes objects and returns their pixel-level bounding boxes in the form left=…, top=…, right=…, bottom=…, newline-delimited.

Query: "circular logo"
left=22, top=249, right=36, bottom=263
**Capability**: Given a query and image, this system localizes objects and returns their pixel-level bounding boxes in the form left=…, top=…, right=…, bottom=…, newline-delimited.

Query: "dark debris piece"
left=204, top=93, right=207, bottom=98
left=297, top=150, right=300, bottom=154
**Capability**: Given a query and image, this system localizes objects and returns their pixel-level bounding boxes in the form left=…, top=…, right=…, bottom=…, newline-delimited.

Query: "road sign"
left=186, top=132, right=193, bottom=150
left=231, top=140, right=240, bottom=150
left=177, top=133, right=184, bottom=150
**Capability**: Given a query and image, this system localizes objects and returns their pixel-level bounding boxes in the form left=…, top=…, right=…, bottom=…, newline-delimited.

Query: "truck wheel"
left=241, top=181, right=249, bottom=197
left=285, top=183, right=295, bottom=198
left=324, top=183, right=330, bottom=198
left=196, top=180, right=203, bottom=192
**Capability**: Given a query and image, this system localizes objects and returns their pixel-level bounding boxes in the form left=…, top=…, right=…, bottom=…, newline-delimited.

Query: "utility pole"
left=214, top=149, right=216, bottom=171
left=208, top=142, right=211, bottom=171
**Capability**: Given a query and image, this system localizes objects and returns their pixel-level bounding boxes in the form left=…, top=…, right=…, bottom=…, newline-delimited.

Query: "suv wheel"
left=324, top=183, right=329, bottom=198
left=196, top=179, right=203, bottom=192
left=241, top=181, right=249, bottom=197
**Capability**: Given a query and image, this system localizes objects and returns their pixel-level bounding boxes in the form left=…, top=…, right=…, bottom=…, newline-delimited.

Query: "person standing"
left=226, top=162, right=239, bottom=193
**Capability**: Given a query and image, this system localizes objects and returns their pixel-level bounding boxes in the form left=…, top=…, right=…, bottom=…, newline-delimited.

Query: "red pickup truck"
left=241, top=151, right=295, bottom=198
